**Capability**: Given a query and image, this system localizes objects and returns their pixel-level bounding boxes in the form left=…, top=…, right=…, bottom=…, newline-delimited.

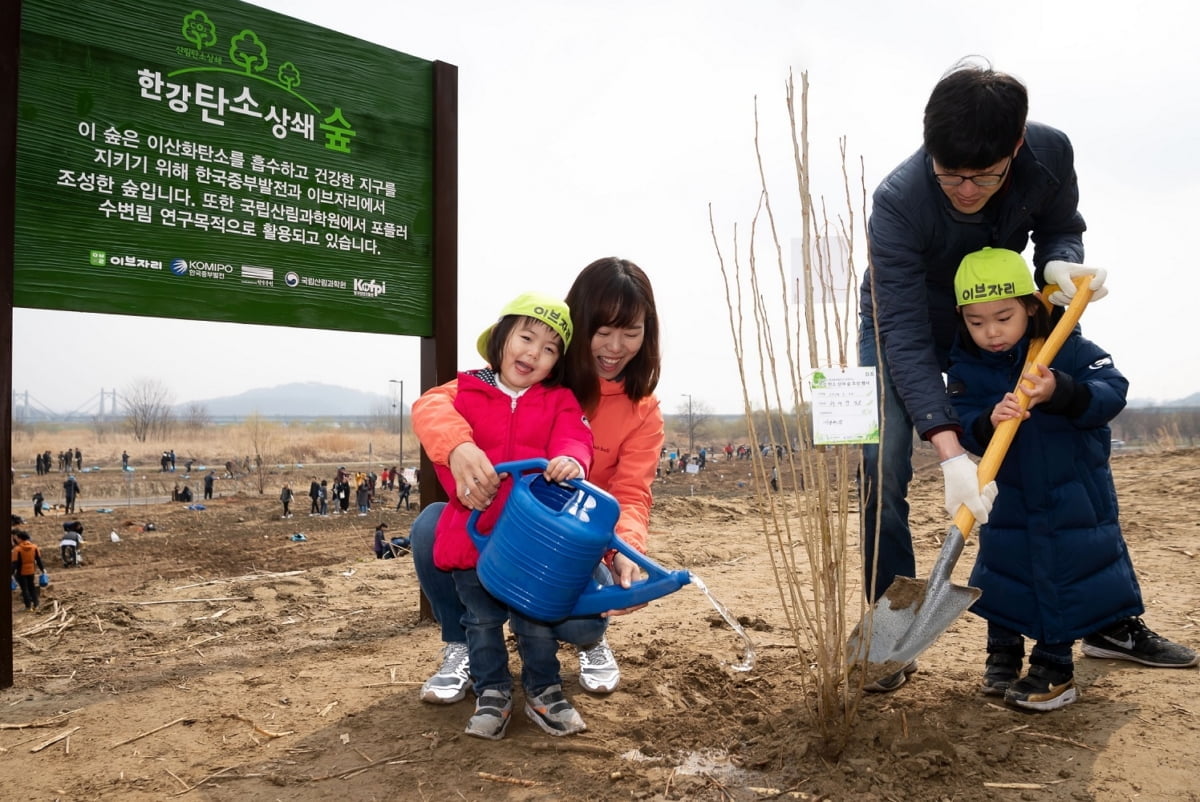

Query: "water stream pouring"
left=467, top=459, right=692, bottom=620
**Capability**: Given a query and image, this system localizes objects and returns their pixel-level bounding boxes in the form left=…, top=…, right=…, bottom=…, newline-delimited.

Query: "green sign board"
left=14, top=0, right=435, bottom=335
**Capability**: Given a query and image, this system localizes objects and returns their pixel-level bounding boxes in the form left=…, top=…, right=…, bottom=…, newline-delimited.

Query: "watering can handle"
left=953, top=277, right=1095, bottom=537
left=465, top=458, right=571, bottom=545
left=567, top=537, right=692, bottom=617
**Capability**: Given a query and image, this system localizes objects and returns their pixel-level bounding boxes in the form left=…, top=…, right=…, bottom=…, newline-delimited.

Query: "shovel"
left=848, top=278, right=1095, bottom=682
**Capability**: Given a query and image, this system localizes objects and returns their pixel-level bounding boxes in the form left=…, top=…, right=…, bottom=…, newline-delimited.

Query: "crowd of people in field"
left=280, top=464, right=416, bottom=519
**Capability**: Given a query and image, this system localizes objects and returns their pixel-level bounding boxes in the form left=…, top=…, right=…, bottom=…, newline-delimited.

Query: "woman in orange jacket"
left=411, top=257, right=665, bottom=705
left=11, top=530, right=46, bottom=612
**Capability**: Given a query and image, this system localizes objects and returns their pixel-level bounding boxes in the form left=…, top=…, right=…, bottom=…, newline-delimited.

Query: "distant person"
left=280, top=484, right=294, bottom=518
left=395, top=471, right=412, bottom=511
left=414, top=291, right=593, bottom=740
left=203, top=471, right=216, bottom=500
left=35, top=452, right=45, bottom=475
left=374, top=522, right=390, bottom=559
left=185, top=459, right=194, bottom=473
left=74, top=447, right=82, bottom=471
left=336, top=478, right=351, bottom=514
left=355, top=480, right=370, bottom=516
left=121, top=450, right=129, bottom=470
left=62, top=474, right=81, bottom=514
left=11, top=531, right=46, bottom=612
left=32, top=490, right=45, bottom=517
left=160, top=452, right=170, bottom=472
left=60, top=521, right=84, bottom=568
left=319, top=480, right=329, bottom=516
left=308, top=478, right=322, bottom=515
left=169, top=450, right=176, bottom=471
left=178, top=485, right=193, bottom=503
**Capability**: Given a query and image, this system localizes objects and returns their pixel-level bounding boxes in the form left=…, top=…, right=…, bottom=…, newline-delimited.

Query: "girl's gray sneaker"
left=524, top=684, right=587, bottom=736
left=465, top=689, right=513, bottom=740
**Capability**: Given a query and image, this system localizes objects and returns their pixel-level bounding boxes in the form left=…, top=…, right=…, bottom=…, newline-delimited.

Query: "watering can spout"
left=466, top=459, right=691, bottom=621
left=568, top=537, right=692, bottom=617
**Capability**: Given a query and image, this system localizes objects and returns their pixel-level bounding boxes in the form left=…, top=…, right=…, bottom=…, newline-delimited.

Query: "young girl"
left=947, top=247, right=1143, bottom=711
left=424, top=292, right=593, bottom=740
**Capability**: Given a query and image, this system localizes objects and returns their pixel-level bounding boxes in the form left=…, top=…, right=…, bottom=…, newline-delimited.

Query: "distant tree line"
left=1112, top=407, right=1200, bottom=447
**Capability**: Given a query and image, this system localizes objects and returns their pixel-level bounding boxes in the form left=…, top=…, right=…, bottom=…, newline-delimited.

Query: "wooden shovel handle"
left=953, top=277, right=1096, bottom=537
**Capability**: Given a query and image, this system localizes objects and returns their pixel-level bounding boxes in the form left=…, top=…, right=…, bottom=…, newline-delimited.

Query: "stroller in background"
left=383, top=536, right=411, bottom=558
left=60, top=521, right=85, bottom=567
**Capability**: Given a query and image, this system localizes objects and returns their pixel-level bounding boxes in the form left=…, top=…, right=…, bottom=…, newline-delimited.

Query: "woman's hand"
left=448, top=442, right=499, bottom=510
left=600, top=552, right=649, bottom=617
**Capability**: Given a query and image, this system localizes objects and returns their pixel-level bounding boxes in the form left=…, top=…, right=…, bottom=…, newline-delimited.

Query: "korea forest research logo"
left=353, top=278, right=386, bottom=298
left=89, top=250, right=106, bottom=267
left=171, top=9, right=357, bottom=154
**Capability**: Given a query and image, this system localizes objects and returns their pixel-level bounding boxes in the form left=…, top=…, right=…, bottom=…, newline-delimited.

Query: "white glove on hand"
left=1043, top=260, right=1109, bottom=306
left=941, top=454, right=998, bottom=524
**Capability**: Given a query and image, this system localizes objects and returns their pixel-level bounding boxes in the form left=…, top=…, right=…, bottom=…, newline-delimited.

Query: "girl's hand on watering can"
left=600, top=553, right=650, bottom=617
left=448, top=442, right=500, bottom=508
left=543, top=456, right=583, bottom=484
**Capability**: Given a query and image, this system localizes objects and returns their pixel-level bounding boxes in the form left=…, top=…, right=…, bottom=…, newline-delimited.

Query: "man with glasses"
left=859, top=60, right=1196, bottom=693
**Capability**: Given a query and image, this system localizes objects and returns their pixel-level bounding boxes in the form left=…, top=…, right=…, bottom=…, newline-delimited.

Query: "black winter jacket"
left=861, top=122, right=1086, bottom=437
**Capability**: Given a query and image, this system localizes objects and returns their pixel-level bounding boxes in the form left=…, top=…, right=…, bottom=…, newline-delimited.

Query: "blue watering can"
left=467, top=458, right=691, bottom=621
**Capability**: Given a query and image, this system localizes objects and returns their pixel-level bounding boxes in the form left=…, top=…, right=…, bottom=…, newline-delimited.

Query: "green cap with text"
left=476, top=292, right=573, bottom=359
left=954, top=247, right=1036, bottom=306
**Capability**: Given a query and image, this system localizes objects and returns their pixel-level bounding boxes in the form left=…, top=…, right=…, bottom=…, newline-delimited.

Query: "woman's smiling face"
left=590, top=316, right=645, bottom=380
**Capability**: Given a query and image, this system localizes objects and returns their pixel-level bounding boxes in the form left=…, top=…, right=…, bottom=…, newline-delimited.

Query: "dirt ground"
left=4, top=448, right=1199, bottom=801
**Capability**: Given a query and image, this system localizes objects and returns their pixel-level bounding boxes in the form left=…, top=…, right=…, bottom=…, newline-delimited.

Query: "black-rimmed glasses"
left=933, top=156, right=1013, bottom=188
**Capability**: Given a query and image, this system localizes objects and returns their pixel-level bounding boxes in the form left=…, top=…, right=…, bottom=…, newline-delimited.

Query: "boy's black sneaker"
left=863, top=660, right=918, bottom=693
left=1004, top=664, right=1076, bottom=712
left=981, top=652, right=1022, bottom=697
left=1082, top=616, right=1198, bottom=668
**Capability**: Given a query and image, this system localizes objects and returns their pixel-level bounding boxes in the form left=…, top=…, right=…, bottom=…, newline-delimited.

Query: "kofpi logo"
left=353, top=278, right=386, bottom=298
left=170, top=259, right=189, bottom=276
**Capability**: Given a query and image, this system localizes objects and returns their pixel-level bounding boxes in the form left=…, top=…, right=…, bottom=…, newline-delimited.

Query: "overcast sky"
left=12, top=0, right=1199, bottom=418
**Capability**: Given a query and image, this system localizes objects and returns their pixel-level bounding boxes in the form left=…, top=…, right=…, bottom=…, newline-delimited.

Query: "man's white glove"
left=941, top=454, right=998, bottom=524
left=1043, top=260, right=1109, bottom=306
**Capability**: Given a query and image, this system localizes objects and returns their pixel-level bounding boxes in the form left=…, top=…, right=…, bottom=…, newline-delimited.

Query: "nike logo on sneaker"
left=1103, top=634, right=1135, bottom=650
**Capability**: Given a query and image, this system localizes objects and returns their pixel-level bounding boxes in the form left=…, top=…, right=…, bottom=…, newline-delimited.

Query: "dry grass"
left=10, top=423, right=407, bottom=473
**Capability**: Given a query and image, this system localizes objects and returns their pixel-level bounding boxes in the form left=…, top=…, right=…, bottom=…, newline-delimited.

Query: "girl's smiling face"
left=499, top=318, right=562, bottom=390
left=961, top=297, right=1033, bottom=353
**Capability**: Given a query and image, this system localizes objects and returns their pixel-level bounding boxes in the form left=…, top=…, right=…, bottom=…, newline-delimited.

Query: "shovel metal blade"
left=848, top=528, right=982, bottom=683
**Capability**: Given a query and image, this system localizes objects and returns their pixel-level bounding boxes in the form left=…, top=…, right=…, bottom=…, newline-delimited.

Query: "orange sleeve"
left=410, top=379, right=472, bottom=466
left=590, top=393, right=664, bottom=554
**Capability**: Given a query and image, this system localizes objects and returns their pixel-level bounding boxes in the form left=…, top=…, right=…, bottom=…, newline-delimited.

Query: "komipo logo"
left=170, top=259, right=189, bottom=276
left=353, top=278, right=386, bottom=298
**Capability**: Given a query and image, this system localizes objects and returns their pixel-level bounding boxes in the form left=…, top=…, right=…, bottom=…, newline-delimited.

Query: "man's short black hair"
left=924, top=58, right=1028, bottom=169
